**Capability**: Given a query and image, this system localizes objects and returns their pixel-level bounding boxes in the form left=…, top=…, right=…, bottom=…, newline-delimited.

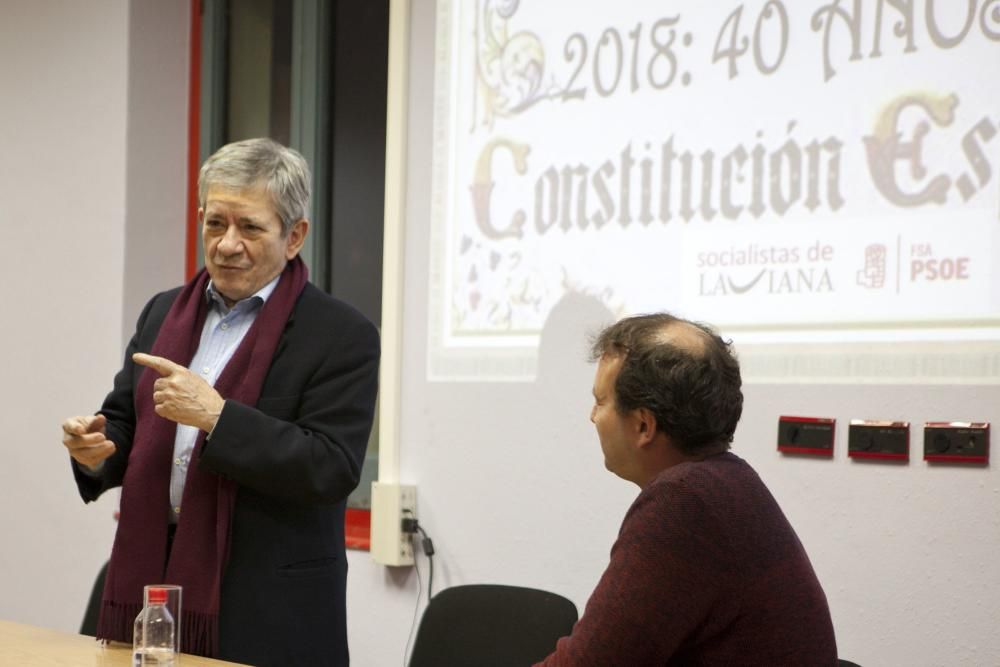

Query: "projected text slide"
left=427, top=0, right=1000, bottom=381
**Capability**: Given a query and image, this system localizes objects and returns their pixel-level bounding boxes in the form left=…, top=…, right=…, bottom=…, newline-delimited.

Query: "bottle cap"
left=148, top=587, right=168, bottom=604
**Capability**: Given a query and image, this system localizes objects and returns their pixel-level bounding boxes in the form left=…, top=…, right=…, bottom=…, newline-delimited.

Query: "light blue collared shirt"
left=167, top=274, right=280, bottom=523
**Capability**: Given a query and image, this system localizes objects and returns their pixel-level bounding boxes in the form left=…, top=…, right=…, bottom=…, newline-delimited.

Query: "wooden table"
left=0, top=619, right=249, bottom=666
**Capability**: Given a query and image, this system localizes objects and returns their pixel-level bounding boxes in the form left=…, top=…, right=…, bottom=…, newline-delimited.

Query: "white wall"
left=0, top=0, right=188, bottom=634
left=4, top=2, right=998, bottom=666
left=345, top=3, right=1000, bottom=667
left=122, top=0, right=190, bottom=341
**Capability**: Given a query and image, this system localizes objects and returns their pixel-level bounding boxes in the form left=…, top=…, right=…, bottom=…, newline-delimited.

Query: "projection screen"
left=424, top=0, right=1000, bottom=383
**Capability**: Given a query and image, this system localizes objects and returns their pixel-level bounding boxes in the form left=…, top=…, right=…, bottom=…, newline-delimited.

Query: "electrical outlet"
left=370, top=482, right=417, bottom=566
left=777, top=416, right=835, bottom=456
left=923, top=422, right=990, bottom=464
left=848, top=420, right=909, bottom=461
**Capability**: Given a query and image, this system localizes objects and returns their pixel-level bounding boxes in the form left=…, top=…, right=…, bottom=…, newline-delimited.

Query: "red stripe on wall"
left=185, top=0, right=202, bottom=280
left=345, top=508, right=372, bottom=551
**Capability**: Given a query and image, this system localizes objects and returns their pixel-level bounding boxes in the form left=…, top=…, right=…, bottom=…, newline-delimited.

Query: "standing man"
left=537, top=313, right=836, bottom=666
left=62, top=138, right=379, bottom=666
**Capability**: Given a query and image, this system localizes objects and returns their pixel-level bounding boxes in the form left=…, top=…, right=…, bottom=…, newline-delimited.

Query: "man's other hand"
left=133, top=352, right=224, bottom=433
left=62, top=414, right=115, bottom=470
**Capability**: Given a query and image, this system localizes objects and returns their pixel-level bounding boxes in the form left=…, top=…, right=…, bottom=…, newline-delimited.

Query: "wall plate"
left=848, top=420, right=909, bottom=461
left=777, top=416, right=836, bottom=456
left=370, top=482, right=417, bottom=566
left=923, top=422, right=990, bottom=463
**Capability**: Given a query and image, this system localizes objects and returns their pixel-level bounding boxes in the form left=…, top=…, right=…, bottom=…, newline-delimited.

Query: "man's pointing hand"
left=133, top=352, right=225, bottom=433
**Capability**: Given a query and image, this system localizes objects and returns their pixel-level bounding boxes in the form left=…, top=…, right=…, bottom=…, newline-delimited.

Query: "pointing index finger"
left=132, top=352, right=183, bottom=376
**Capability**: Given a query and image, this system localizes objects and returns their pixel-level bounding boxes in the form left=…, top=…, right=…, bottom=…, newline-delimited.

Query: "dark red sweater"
left=537, top=452, right=837, bottom=666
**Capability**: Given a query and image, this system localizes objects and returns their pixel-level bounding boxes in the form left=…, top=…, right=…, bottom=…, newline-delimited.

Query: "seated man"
left=537, top=313, right=837, bottom=666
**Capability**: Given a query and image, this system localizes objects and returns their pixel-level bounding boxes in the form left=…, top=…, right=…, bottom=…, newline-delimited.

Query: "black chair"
left=408, top=584, right=578, bottom=667
left=838, top=661, right=862, bottom=667
left=80, top=560, right=109, bottom=636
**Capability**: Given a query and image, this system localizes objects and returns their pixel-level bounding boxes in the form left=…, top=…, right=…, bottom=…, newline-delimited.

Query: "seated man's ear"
left=633, top=408, right=658, bottom=448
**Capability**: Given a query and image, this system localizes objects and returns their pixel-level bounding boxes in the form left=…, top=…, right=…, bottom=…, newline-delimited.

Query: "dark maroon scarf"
left=97, top=257, right=307, bottom=656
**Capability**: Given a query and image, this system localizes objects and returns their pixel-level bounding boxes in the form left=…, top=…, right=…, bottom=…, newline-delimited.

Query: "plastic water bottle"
left=132, top=586, right=176, bottom=666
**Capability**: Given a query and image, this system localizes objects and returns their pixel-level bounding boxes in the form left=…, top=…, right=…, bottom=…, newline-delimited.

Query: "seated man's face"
left=591, top=354, right=638, bottom=482
left=201, top=184, right=303, bottom=306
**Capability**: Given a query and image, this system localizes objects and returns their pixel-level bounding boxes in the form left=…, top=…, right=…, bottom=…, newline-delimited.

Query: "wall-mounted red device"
left=848, top=420, right=909, bottom=461
left=923, top=422, right=990, bottom=464
left=777, top=416, right=836, bottom=456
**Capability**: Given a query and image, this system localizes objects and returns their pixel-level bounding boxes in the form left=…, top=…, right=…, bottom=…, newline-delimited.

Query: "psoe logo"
left=698, top=267, right=834, bottom=296
left=857, top=244, right=887, bottom=289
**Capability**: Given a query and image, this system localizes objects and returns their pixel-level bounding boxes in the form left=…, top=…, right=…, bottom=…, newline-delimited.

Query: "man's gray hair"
left=198, top=138, right=311, bottom=235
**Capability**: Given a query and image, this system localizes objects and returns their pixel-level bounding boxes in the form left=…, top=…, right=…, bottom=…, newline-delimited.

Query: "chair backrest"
left=408, top=584, right=578, bottom=667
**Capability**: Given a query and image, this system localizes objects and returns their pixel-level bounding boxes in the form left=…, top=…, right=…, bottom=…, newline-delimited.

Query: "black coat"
left=74, top=281, right=380, bottom=667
